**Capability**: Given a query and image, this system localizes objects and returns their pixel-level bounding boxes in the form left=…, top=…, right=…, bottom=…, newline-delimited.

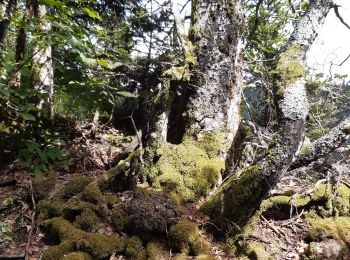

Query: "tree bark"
left=0, top=0, right=17, bottom=48
left=31, top=1, right=54, bottom=118
left=185, top=0, right=245, bottom=155
left=291, top=115, right=350, bottom=169
left=8, top=0, right=33, bottom=88
left=202, top=0, right=332, bottom=228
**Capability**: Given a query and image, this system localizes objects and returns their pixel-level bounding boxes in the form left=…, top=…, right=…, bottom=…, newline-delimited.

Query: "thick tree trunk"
left=185, top=0, right=245, bottom=155
left=31, top=2, right=54, bottom=118
left=202, top=0, right=332, bottom=228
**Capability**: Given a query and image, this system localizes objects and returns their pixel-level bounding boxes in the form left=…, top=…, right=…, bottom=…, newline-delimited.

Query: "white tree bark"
left=31, top=3, right=54, bottom=117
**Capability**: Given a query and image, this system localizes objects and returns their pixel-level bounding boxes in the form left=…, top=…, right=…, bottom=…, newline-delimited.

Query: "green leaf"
left=82, top=7, right=102, bottom=21
left=79, top=52, right=97, bottom=67
left=21, top=113, right=36, bottom=121
left=97, top=59, right=112, bottom=69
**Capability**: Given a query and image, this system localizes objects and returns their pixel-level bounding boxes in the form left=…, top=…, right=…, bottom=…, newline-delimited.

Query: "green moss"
left=196, top=255, right=216, bottom=260
left=33, top=172, right=58, bottom=201
left=125, top=236, right=146, bottom=260
left=111, top=205, right=130, bottom=231
left=62, top=252, right=93, bottom=260
left=169, top=220, right=199, bottom=254
left=196, top=132, right=226, bottom=159
left=333, top=184, right=350, bottom=216
left=37, top=199, right=65, bottom=222
left=80, top=182, right=104, bottom=203
left=172, top=254, right=189, bottom=260
left=149, top=140, right=223, bottom=203
left=74, top=208, right=101, bottom=231
left=276, top=44, right=305, bottom=91
left=42, top=240, right=76, bottom=260
left=245, top=241, right=271, bottom=260
left=43, top=217, right=125, bottom=259
left=307, top=216, right=350, bottom=245
left=146, top=241, right=163, bottom=260
left=192, top=238, right=211, bottom=255
left=105, top=195, right=118, bottom=208
left=55, top=176, right=93, bottom=200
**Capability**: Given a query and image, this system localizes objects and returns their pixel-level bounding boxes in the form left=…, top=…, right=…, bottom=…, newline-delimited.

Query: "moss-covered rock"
left=42, top=217, right=125, bottom=260
left=125, top=236, right=147, bottom=260
left=33, top=172, right=58, bottom=201
left=146, top=241, right=165, bottom=260
left=80, top=182, right=104, bottom=203
left=111, top=205, right=130, bottom=231
left=37, top=199, right=65, bottom=223
left=191, top=238, right=211, bottom=256
left=55, top=176, right=93, bottom=200
left=73, top=208, right=101, bottom=232
left=244, top=241, right=271, bottom=260
left=169, top=220, right=199, bottom=254
left=307, top=216, right=350, bottom=246
left=62, top=252, right=93, bottom=260
left=195, top=255, right=215, bottom=260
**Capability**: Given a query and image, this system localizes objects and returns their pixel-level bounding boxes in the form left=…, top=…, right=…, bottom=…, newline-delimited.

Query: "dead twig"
left=261, top=215, right=282, bottom=236
left=24, top=178, right=36, bottom=260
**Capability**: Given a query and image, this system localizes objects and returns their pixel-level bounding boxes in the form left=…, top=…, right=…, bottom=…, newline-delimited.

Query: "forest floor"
left=0, top=120, right=349, bottom=259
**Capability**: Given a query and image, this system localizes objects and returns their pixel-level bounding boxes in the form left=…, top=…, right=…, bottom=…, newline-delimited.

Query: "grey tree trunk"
left=185, top=0, right=245, bottom=155
left=201, top=0, right=332, bottom=228
left=31, top=2, right=54, bottom=118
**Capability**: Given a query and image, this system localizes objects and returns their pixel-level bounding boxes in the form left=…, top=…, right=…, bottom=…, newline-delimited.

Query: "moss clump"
left=43, top=217, right=125, bottom=260
left=37, top=199, right=65, bottom=223
left=196, top=132, right=226, bottom=159
left=192, top=238, right=211, bottom=255
left=245, top=241, right=271, bottom=260
left=333, top=184, right=350, bottom=216
left=276, top=44, right=304, bottom=90
left=307, top=216, right=350, bottom=245
left=74, top=208, right=101, bottom=232
left=111, top=205, right=130, bottom=231
left=125, top=236, right=146, bottom=260
left=80, top=182, right=104, bottom=203
left=55, top=176, right=93, bottom=200
left=196, top=255, right=215, bottom=260
left=105, top=195, right=118, bottom=208
left=33, top=172, right=58, bottom=200
left=150, top=140, right=223, bottom=203
left=62, top=252, right=92, bottom=260
left=172, top=254, right=189, bottom=260
left=169, top=220, right=199, bottom=254
left=146, top=241, right=164, bottom=260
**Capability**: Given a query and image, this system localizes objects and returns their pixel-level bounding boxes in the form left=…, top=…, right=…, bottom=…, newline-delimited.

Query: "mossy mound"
left=33, top=172, right=58, bottom=200
left=149, top=140, right=223, bottom=203
left=73, top=208, right=101, bottom=232
left=307, top=216, right=350, bottom=246
left=191, top=238, right=211, bottom=255
left=118, top=188, right=179, bottom=236
left=42, top=217, right=125, bottom=260
left=125, top=236, right=147, bottom=259
left=62, top=252, right=93, bottom=260
left=169, top=220, right=200, bottom=254
left=146, top=241, right=167, bottom=259
left=54, top=176, right=94, bottom=200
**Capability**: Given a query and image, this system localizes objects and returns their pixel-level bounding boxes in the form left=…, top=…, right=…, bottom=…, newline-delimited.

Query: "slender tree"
left=31, top=0, right=54, bottom=117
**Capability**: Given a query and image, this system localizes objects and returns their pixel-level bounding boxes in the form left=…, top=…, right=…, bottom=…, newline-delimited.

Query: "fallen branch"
left=25, top=178, right=36, bottom=260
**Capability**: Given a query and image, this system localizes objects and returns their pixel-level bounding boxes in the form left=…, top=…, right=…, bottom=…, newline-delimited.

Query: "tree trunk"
left=31, top=1, right=54, bottom=118
left=0, top=0, right=16, bottom=48
left=185, top=0, right=245, bottom=155
left=201, top=0, right=332, bottom=228
left=8, top=0, right=32, bottom=88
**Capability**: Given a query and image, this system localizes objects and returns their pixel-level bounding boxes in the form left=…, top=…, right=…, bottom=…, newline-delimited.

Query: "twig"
left=261, top=215, right=281, bottom=236
left=0, top=254, right=25, bottom=259
left=129, top=114, right=144, bottom=166
left=24, top=178, right=36, bottom=260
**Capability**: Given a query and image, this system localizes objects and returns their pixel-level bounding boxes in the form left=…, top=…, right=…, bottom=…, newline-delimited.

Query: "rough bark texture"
left=8, top=0, right=32, bottom=88
left=31, top=2, right=54, bottom=117
left=187, top=0, right=245, bottom=151
left=0, top=0, right=17, bottom=48
left=202, top=0, right=332, bottom=227
left=291, top=116, right=350, bottom=169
